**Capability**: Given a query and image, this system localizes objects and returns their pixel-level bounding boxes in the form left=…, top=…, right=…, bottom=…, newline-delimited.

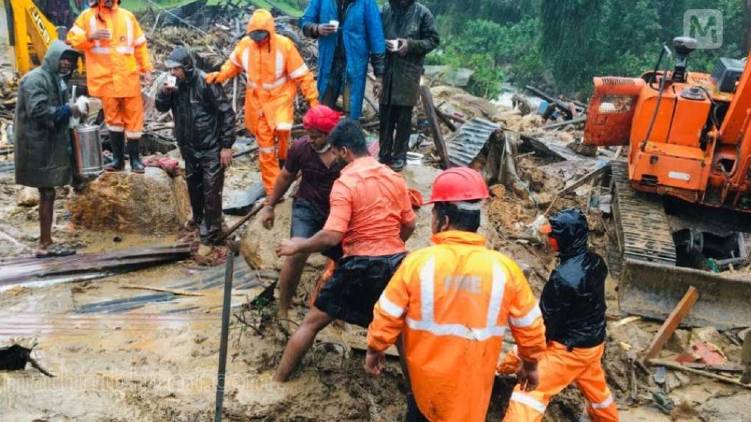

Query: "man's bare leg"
left=37, top=188, right=55, bottom=251
left=274, top=305, right=333, bottom=382
left=277, top=252, right=310, bottom=323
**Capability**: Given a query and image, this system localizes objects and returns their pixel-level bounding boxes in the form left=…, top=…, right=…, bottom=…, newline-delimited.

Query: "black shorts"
left=290, top=198, right=342, bottom=261
left=314, top=252, right=407, bottom=328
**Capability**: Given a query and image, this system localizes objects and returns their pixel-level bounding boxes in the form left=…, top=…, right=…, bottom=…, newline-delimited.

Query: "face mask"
left=548, top=235, right=559, bottom=252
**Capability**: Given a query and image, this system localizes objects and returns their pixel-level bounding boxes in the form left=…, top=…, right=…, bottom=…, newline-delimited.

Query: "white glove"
left=75, top=96, right=90, bottom=116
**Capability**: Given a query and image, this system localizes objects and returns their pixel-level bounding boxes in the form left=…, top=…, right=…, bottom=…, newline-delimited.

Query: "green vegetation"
left=424, top=0, right=747, bottom=98
left=122, top=0, right=303, bottom=17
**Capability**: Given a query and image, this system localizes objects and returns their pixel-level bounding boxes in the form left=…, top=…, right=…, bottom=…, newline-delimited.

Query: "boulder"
left=239, top=199, right=294, bottom=270
left=68, top=168, right=189, bottom=234
left=15, top=187, right=39, bottom=207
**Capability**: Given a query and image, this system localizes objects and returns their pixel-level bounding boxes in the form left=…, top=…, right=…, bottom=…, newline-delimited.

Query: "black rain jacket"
left=540, top=208, right=608, bottom=349
left=155, top=66, right=236, bottom=153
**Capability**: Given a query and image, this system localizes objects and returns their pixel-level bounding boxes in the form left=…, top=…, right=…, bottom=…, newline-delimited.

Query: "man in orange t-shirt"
left=274, top=118, right=417, bottom=382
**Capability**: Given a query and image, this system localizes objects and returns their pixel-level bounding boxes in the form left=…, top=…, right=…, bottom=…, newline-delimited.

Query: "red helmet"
left=303, top=105, right=342, bottom=134
left=426, top=167, right=489, bottom=204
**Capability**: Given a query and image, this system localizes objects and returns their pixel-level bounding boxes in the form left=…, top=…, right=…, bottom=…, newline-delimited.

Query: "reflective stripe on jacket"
left=66, top=3, right=152, bottom=98
left=215, top=9, right=318, bottom=133
left=367, top=230, right=546, bottom=422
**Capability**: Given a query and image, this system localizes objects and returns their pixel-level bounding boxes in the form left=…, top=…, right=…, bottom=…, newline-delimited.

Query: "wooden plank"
left=643, top=287, right=699, bottom=361
left=419, top=85, right=450, bottom=169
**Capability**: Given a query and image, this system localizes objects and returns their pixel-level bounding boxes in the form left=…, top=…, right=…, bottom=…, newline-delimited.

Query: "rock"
left=67, top=168, right=188, bottom=234
left=489, top=184, right=506, bottom=198
left=15, top=187, right=39, bottom=207
left=566, top=141, right=598, bottom=157
left=699, top=392, right=751, bottom=422
left=666, top=329, right=691, bottom=353
left=171, top=175, right=192, bottom=227
left=240, top=199, right=294, bottom=270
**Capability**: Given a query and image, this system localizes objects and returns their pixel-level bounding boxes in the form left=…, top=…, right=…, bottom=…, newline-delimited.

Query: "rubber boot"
left=105, top=131, right=125, bottom=172
left=390, top=153, right=407, bottom=172
left=127, top=140, right=145, bottom=173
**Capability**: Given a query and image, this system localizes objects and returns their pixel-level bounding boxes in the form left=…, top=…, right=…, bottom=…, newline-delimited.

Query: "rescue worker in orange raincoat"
left=365, top=167, right=547, bottom=422
left=207, top=9, right=320, bottom=195
left=67, top=0, right=153, bottom=173
left=500, top=208, right=619, bottom=422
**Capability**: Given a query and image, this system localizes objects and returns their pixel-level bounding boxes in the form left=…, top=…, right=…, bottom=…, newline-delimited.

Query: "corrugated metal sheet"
left=446, top=118, right=500, bottom=167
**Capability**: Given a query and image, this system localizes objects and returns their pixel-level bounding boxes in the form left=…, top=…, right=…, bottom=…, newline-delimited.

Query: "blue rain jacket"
left=301, top=0, right=385, bottom=119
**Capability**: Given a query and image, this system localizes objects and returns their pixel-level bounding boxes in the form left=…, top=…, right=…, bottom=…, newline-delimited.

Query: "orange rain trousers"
left=502, top=342, right=619, bottom=422
left=256, top=118, right=290, bottom=194
left=101, top=96, right=144, bottom=139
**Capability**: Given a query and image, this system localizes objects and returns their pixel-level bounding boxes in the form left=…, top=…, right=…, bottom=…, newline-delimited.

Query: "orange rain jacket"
left=66, top=1, right=152, bottom=98
left=367, top=230, right=546, bottom=422
left=212, top=9, right=318, bottom=133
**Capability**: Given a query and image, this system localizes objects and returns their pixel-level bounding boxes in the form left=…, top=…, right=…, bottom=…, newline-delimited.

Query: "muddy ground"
left=1, top=130, right=750, bottom=421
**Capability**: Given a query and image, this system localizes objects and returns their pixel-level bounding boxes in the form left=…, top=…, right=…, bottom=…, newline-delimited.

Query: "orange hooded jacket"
left=212, top=9, right=318, bottom=133
left=66, top=0, right=152, bottom=98
left=367, top=230, right=547, bottom=422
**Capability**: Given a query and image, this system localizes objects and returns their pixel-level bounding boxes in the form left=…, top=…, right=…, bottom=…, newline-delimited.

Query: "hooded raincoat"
left=14, top=41, right=75, bottom=188
left=214, top=9, right=318, bottom=134
left=212, top=9, right=319, bottom=194
left=541, top=208, right=607, bottom=348
left=502, top=209, right=619, bottom=422
left=300, top=0, right=386, bottom=119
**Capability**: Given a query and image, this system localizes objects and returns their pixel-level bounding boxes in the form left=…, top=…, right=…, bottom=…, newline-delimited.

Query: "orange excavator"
left=583, top=37, right=751, bottom=329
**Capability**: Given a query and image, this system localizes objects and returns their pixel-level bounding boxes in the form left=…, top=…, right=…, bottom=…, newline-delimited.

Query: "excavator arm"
left=4, top=0, right=67, bottom=74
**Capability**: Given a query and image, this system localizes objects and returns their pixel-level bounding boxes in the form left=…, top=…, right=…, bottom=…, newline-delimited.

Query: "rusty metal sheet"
left=446, top=117, right=500, bottom=167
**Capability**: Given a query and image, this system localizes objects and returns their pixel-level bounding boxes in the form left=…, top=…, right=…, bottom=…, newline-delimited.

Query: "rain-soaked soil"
left=1, top=144, right=749, bottom=422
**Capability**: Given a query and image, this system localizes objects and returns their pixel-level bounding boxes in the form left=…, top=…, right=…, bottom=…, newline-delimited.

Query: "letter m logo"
left=684, top=9, right=723, bottom=49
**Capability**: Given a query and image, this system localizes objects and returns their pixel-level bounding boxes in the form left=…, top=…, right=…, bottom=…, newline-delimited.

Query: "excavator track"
left=610, top=161, right=676, bottom=266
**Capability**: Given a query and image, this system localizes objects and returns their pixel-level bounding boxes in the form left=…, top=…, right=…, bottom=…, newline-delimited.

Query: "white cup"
left=387, top=39, right=399, bottom=51
left=329, top=20, right=339, bottom=31
left=166, top=75, right=177, bottom=88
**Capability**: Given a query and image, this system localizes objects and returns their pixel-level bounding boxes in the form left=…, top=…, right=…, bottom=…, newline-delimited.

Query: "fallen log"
left=419, top=85, right=450, bottom=169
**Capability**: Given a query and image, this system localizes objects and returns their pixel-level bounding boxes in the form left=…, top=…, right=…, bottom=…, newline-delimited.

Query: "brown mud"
left=1, top=98, right=749, bottom=422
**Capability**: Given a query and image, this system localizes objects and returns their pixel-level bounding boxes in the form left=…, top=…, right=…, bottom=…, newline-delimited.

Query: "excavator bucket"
left=609, top=161, right=751, bottom=330
left=619, top=258, right=751, bottom=330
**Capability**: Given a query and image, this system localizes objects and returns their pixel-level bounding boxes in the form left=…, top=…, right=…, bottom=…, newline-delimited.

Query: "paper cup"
left=329, top=20, right=339, bottom=31
left=166, top=75, right=177, bottom=87
left=387, top=39, right=399, bottom=51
